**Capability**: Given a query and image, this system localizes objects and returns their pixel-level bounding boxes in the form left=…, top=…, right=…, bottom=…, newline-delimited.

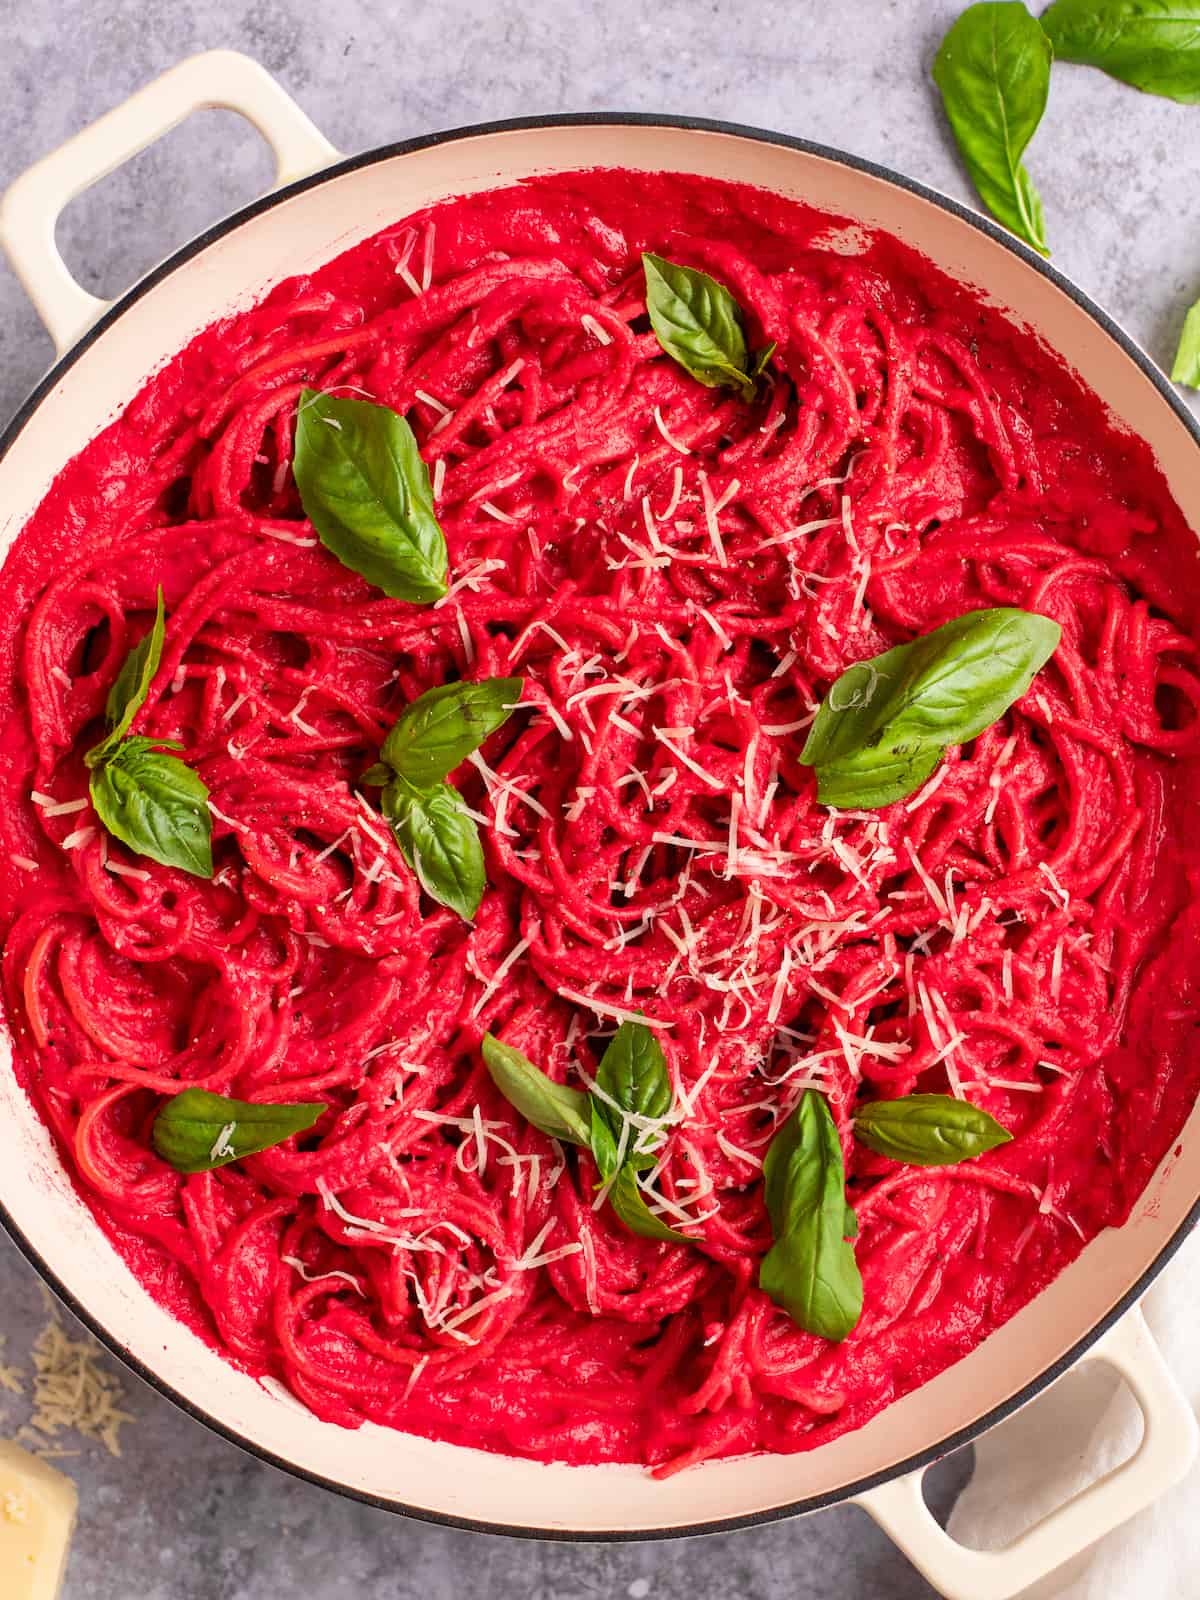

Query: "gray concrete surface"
left=1, top=1, right=1197, bottom=1595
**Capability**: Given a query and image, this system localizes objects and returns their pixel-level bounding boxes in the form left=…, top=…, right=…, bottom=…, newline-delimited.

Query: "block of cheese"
left=0, top=1441, right=77, bottom=1600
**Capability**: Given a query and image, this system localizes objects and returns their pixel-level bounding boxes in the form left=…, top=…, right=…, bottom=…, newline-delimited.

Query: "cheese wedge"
left=0, top=1441, right=77, bottom=1599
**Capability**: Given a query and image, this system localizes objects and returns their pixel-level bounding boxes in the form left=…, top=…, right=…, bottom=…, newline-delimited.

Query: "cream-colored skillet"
left=0, top=50, right=1197, bottom=1599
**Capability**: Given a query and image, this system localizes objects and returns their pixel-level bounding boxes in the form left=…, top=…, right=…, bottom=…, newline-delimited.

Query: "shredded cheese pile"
left=0, top=1308, right=134, bottom=1460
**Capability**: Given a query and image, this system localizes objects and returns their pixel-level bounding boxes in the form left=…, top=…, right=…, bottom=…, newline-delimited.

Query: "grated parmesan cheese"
left=555, top=987, right=673, bottom=1030
left=16, top=1312, right=134, bottom=1459
left=652, top=729, right=723, bottom=791
left=652, top=406, right=691, bottom=455
left=39, top=799, right=87, bottom=819
left=580, top=313, right=613, bottom=346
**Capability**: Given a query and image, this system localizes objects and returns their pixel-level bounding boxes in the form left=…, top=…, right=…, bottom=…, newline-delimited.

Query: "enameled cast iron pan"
left=1, top=52, right=1198, bottom=1600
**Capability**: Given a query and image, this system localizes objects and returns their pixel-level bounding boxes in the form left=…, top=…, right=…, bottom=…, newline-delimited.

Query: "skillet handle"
left=0, top=50, right=339, bottom=356
left=854, top=1306, right=1197, bottom=1600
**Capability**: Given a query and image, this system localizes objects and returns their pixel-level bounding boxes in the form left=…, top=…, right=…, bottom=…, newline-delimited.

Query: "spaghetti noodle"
left=3, top=170, right=1200, bottom=1472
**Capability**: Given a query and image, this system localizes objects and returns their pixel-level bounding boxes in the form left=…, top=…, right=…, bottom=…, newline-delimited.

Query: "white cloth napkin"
left=947, top=1228, right=1200, bottom=1598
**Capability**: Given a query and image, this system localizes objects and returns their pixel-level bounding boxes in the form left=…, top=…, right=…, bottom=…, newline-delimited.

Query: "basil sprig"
left=153, top=1088, right=324, bottom=1173
left=293, top=389, right=449, bottom=603
left=1042, top=0, right=1200, bottom=105
left=932, top=2, right=1053, bottom=256
left=369, top=677, right=522, bottom=920
left=1172, top=300, right=1200, bottom=390
left=482, top=1021, right=688, bottom=1245
left=760, top=1091, right=863, bottom=1343
left=854, top=1093, right=1012, bottom=1166
left=85, top=590, right=213, bottom=878
left=799, top=607, right=1060, bottom=809
left=642, top=254, right=771, bottom=399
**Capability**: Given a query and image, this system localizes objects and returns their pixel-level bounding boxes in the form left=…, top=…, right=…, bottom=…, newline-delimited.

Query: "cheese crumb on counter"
left=0, top=1336, right=24, bottom=1397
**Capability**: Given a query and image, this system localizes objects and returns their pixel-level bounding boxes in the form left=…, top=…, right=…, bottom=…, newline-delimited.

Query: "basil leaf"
left=844, top=1204, right=859, bottom=1240
left=89, top=736, right=212, bottom=877
left=759, top=1091, right=862, bottom=1342
left=595, top=1123, right=688, bottom=1242
left=589, top=1083, right=687, bottom=1240
left=481, top=1034, right=593, bottom=1147
left=152, top=1088, right=323, bottom=1174
left=1172, top=299, right=1200, bottom=389
left=380, top=677, right=523, bottom=788
left=106, top=587, right=166, bottom=738
left=293, top=389, right=448, bottom=603
left=853, top=1093, right=1012, bottom=1166
left=607, top=1166, right=689, bottom=1244
left=359, top=763, right=391, bottom=787
left=932, top=2, right=1052, bottom=256
left=589, top=1096, right=622, bottom=1179
left=1043, top=0, right=1200, bottom=104
left=751, top=341, right=777, bottom=379
left=642, top=253, right=755, bottom=398
left=381, top=776, right=485, bottom=921
left=85, top=587, right=167, bottom=769
left=800, top=607, right=1060, bottom=808
left=593, top=1019, right=673, bottom=1171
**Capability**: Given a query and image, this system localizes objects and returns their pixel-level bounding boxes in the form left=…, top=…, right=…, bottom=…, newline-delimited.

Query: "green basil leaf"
left=481, top=1033, right=593, bottom=1147
left=844, top=1204, right=859, bottom=1240
left=89, top=736, right=212, bottom=877
left=606, top=1166, right=689, bottom=1244
left=152, top=1088, right=323, bottom=1173
left=86, top=587, right=167, bottom=769
left=853, top=1093, right=1013, bottom=1166
left=932, top=2, right=1053, bottom=255
left=804, top=731, right=945, bottom=814
left=381, top=776, right=485, bottom=921
left=1043, top=0, right=1200, bottom=104
left=1172, top=299, right=1200, bottom=389
left=759, top=1091, right=863, bottom=1342
left=593, top=1019, right=673, bottom=1171
left=106, top=585, right=166, bottom=737
left=589, top=1096, right=621, bottom=1178
left=293, top=388, right=448, bottom=603
left=751, top=341, right=777, bottom=379
left=359, top=763, right=391, bottom=787
left=482, top=1026, right=688, bottom=1247
left=380, top=677, right=523, bottom=788
left=642, top=253, right=755, bottom=398
left=591, top=1109, right=686, bottom=1242
left=800, top=607, right=1060, bottom=808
